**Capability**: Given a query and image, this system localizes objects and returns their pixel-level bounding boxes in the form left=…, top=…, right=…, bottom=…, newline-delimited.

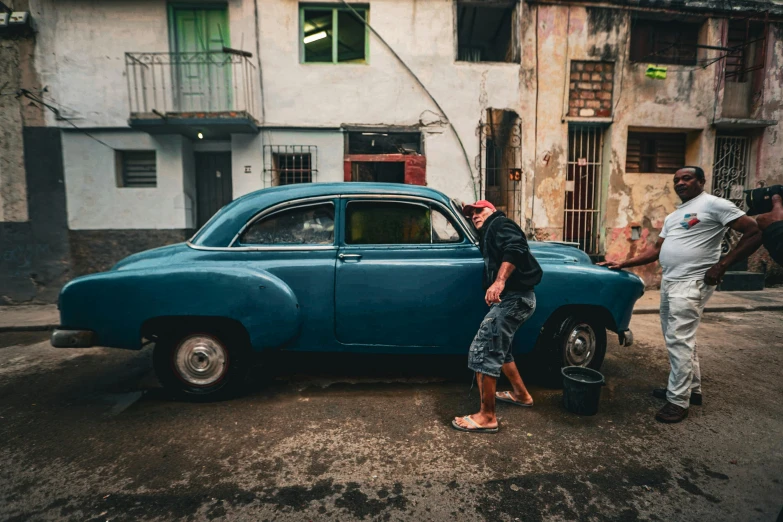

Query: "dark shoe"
left=655, top=402, right=689, bottom=423
left=652, top=388, right=702, bottom=406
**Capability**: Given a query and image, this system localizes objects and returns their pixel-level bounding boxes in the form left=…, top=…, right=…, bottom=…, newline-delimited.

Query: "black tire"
left=535, top=314, right=607, bottom=388
left=152, top=326, right=251, bottom=402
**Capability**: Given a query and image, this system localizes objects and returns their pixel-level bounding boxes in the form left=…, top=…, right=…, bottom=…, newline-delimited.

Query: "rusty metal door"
left=478, top=116, right=523, bottom=225
left=563, top=125, right=604, bottom=255
left=712, top=135, right=750, bottom=254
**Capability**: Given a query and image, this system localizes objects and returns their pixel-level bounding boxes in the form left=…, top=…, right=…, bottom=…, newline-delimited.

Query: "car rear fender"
left=57, top=265, right=301, bottom=351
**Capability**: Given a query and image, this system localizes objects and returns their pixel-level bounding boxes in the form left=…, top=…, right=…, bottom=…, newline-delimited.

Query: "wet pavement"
left=1, top=312, right=782, bottom=521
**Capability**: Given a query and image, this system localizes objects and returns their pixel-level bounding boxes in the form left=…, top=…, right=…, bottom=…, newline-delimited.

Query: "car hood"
left=111, top=243, right=193, bottom=271
left=529, top=241, right=593, bottom=264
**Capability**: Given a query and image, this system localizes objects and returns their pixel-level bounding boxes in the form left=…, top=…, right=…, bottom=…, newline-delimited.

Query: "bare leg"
left=498, top=361, right=533, bottom=404
left=454, top=373, right=498, bottom=429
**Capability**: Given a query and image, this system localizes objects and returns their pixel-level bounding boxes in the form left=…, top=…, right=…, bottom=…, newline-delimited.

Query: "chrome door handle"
left=338, top=253, right=362, bottom=261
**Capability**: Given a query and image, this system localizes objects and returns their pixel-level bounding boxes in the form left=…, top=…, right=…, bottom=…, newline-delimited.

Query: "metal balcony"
left=125, top=50, right=259, bottom=138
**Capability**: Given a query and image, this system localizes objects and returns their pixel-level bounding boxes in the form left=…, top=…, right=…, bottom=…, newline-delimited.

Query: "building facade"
left=1, top=0, right=782, bottom=304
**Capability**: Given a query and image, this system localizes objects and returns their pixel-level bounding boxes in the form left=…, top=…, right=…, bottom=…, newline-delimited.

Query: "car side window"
left=345, top=201, right=461, bottom=245
left=240, top=203, right=335, bottom=245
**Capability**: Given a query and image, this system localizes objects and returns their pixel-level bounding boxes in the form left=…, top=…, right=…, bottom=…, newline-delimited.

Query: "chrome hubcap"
left=565, top=324, right=596, bottom=366
left=174, top=335, right=227, bottom=386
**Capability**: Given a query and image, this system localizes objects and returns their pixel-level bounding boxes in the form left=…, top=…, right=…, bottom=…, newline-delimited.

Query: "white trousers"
left=659, top=279, right=715, bottom=409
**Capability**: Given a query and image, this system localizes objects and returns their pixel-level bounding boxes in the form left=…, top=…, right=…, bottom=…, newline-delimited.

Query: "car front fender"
left=57, top=265, right=302, bottom=351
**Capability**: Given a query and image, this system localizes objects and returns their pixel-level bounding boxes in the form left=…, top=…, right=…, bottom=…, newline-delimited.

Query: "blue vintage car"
left=52, top=183, right=643, bottom=399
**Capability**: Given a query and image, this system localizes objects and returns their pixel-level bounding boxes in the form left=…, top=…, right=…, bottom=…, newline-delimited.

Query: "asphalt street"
left=1, top=312, right=782, bottom=521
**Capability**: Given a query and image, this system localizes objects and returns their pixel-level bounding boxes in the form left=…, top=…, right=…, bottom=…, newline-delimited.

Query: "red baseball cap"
left=462, top=200, right=496, bottom=216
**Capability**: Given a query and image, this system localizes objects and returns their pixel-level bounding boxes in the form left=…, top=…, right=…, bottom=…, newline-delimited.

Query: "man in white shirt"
left=600, top=166, right=762, bottom=423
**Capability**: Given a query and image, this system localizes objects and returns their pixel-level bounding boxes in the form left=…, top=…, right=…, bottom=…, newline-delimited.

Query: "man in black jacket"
left=756, top=194, right=783, bottom=265
left=453, top=200, right=542, bottom=433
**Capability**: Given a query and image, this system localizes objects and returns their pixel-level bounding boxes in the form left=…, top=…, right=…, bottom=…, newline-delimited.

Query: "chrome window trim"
left=230, top=197, right=337, bottom=247
left=189, top=192, right=474, bottom=252
left=187, top=242, right=338, bottom=253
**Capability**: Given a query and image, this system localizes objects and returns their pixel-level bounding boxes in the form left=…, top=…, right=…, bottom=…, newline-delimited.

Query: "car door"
left=234, top=198, right=338, bottom=350
left=334, top=197, right=486, bottom=350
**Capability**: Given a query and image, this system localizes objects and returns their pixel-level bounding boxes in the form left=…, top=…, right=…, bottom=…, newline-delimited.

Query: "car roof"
left=191, top=183, right=460, bottom=247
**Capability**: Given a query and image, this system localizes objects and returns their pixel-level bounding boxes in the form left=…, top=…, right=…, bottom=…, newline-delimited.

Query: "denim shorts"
left=467, top=291, right=536, bottom=378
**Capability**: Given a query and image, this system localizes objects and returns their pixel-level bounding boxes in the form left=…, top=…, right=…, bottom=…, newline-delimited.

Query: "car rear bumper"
left=51, top=329, right=96, bottom=348
left=618, top=329, right=634, bottom=347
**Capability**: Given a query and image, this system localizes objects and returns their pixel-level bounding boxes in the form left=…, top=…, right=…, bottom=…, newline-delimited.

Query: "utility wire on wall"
left=17, top=89, right=115, bottom=151
left=338, top=0, right=479, bottom=200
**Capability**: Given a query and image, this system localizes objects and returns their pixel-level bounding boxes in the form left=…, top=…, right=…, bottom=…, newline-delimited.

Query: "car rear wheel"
left=536, top=314, right=607, bottom=387
left=153, top=327, right=251, bottom=401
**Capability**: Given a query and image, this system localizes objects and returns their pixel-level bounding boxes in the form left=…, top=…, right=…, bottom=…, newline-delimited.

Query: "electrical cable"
left=18, top=89, right=115, bottom=150
left=338, top=0, right=478, bottom=199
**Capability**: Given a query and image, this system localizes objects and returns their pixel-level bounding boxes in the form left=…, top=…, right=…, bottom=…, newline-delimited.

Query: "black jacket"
left=478, top=211, right=543, bottom=292
left=763, top=221, right=783, bottom=265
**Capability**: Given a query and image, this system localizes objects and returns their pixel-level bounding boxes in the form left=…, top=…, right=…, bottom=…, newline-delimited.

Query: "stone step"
left=717, top=271, right=766, bottom=292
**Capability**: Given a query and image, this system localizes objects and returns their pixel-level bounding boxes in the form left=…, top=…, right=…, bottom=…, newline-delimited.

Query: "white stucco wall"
left=62, top=131, right=192, bottom=230
left=31, top=0, right=258, bottom=127
left=31, top=0, right=520, bottom=205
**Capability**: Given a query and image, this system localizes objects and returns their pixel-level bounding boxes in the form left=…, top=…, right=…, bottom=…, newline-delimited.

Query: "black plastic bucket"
left=562, top=366, right=605, bottom=416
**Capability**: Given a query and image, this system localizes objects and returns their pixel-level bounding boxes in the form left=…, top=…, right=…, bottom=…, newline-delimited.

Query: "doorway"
left=169, top=6, right=231, bottom=112
left=712, top=134, right=751, bottom=254
left=479, top=109, right=523, bottom=224
left=563, top=125, right=604, bottom=255
left=195, top=152, right=233, bottom=228
left=351, top=162, right=405, bottom=183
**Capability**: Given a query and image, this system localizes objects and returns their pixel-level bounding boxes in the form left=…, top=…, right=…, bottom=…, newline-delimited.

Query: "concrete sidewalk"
left=1, top=287, right=782, bottom=333
left=633, top=286, right=783, bottom=314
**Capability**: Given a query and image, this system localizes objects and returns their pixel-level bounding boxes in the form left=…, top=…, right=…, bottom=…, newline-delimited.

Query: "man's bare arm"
left=485, top=262, right=515, bottom=305
left=703, top=216, right=762, bottom=285
left=598, top=238, right=664, bottom=270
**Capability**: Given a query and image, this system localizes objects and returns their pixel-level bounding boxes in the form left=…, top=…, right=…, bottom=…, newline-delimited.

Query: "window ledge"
left=454, top=60, right=520, bottom=66
left=563, top=117, right=613, bottom=124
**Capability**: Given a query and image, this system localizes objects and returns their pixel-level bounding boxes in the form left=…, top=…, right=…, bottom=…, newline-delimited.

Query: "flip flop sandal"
left=496, top=391, right=534, bottom=408
left=451, top=415, right=499, bottom=433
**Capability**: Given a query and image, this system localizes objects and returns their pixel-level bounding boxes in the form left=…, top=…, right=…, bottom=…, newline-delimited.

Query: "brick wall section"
left=568, top=61, right=614, bottom=118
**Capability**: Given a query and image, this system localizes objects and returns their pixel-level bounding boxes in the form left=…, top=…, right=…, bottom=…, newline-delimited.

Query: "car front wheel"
left=153, top=328, right=250, bottom=401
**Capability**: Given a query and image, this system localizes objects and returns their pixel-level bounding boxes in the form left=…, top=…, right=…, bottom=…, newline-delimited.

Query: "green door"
left=170, top=7, right=231, bottom=112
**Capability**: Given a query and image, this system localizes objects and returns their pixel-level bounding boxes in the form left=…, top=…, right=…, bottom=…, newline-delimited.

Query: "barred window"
left=264, top=146, right=317, bottom=187
left=116, top=151, right=157, bottom=188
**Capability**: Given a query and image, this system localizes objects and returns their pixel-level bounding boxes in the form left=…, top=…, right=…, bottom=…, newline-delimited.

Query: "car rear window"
left=239, top=203, right=335, bottom=245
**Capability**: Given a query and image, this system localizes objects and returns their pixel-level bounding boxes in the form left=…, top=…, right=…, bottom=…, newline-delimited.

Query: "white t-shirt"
left=658, top=192, right=745, bottom=281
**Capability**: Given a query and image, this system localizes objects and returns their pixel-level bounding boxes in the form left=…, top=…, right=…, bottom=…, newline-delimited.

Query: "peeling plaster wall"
left=524, top=5, right=781, bottom=287
left=0, top=0, right=44, bottom=223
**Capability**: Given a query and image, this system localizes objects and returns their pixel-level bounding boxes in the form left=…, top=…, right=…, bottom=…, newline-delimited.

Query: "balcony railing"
left=125, top=50, right=258, bottom=120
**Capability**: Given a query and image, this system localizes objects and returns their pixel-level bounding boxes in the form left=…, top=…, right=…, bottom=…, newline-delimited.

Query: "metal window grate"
left=478, top=112, right=523, bottom=225
left=119, top=151, right=157, bottom=188
left=712, top=135, right=750, bottom=254
left=563, top=125, right=604, bottom=255
left=263, top=146, right=318, bottom=187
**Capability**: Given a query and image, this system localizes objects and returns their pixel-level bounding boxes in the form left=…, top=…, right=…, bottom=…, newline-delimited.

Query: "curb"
left=0, top=325, right=58, bottom=334
left=633, top=304, right=783, bottom=315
